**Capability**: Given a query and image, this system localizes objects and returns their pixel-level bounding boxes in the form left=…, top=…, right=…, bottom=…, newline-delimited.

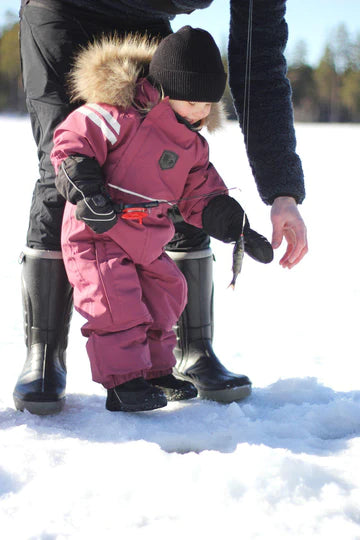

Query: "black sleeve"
left=55, top=155, right=105, bottom=204
left=228, top=0, right=305, bottom=204
left=202, top=194, right=248, bottom=243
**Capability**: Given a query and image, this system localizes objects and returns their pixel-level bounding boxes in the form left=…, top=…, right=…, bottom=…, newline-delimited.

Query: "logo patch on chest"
left=159, top=150, right=179, bottom=170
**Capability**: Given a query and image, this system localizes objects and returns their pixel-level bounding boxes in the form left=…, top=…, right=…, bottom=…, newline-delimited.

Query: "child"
left=51, top=26, right=273, bottom=412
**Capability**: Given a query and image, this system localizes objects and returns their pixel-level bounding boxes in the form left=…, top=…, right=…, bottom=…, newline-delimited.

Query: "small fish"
left=228, top=234, right=245, bottom=289
left=228, top=213, right=246, bottom=290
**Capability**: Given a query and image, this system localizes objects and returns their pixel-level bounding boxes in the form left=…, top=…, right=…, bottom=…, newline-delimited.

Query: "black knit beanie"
left=149, top=25, right=226, bottom=103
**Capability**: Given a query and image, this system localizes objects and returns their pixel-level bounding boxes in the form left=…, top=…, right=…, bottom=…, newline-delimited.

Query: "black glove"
left=75, top=193, right=118, bottom=234
left=56, top=154, right=117, bottom=234
left=243, top=228, right=273, bottom=264
left=202, top=194, right=273, bottom=264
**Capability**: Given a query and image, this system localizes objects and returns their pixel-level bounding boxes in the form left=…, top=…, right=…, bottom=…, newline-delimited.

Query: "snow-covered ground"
left=1, top=116, right=360, bottom=539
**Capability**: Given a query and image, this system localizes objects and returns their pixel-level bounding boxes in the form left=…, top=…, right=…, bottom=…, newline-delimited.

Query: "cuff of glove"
left=55, top=155, right=105, bottom=204
left=202, top=194, right=249, bottom=243
left=75, top=195, right=118, bottom=234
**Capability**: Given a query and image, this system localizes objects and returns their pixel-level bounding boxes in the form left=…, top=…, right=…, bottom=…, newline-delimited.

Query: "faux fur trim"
left=68, top=34, right=227, bottom=132
left=205, top=101, right=226, bottom=133
left=68, top=34, right=159, bottom=109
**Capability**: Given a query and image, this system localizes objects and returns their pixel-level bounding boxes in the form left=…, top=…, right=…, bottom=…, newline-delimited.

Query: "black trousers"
left=21, top=0, right=210, bottom=252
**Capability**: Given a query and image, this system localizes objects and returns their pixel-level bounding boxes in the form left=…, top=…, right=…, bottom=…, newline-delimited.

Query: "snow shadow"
left=2, top=377, right=360, bottom=456
left=0, top=467, right=23, bottom=498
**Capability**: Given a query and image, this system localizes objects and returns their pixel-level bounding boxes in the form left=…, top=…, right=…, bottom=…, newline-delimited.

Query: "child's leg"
left=62, top=239, right=154, bottom=388
left=138, top=252, right=188, bottom=378
left=86, top=325, right=151, bottom=389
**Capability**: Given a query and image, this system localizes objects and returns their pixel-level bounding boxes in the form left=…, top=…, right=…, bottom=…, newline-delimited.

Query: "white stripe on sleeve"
left=78, top=106, right=118, bottom=144
left=88, top=104, right=121, bottom=135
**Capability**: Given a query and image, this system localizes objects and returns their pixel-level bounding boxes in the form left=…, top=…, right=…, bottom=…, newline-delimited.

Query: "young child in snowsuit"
left=51, top=26, right=273, bottom=412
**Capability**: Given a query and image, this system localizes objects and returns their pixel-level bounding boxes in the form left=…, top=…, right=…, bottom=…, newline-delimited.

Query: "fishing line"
left=108, top=183, right=174, bottom=205
left=108, top=184, right=240, bottom=207
left=243, top=0, right=253, bottom=150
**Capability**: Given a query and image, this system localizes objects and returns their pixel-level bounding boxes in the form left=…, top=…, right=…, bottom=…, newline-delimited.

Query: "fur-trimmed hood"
left=68, top=35, right=226, bottom=133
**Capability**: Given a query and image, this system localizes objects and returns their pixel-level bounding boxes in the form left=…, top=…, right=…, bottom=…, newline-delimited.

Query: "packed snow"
left=1, top=116, right=360, bottom=539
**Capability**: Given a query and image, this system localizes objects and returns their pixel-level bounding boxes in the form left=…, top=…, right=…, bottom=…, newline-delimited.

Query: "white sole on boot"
left=13, top=396, right=65, bottom=415
left=196, top=384, right=252, bottom=403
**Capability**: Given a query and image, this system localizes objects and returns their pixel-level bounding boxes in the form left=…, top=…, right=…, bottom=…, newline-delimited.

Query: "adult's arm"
left=228, top=0, right=305, bottom=205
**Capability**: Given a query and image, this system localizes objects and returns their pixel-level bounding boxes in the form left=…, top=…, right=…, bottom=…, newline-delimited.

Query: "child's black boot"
left=148, top=374, right=198, bottom=401
left=106, top=377, right=167, bottom=412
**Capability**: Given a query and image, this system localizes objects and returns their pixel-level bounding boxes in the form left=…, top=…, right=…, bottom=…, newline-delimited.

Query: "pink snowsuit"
left=51, top=79, right=228, bottom=388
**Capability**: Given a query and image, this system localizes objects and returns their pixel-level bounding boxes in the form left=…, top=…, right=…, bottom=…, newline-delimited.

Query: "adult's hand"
left=271, top=196, right=308, bottom=269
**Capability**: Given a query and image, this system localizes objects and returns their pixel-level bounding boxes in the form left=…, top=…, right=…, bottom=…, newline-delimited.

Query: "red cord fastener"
left=120, top=207, right=150, bottom=225
left=115, top=201, right=159, bottom=224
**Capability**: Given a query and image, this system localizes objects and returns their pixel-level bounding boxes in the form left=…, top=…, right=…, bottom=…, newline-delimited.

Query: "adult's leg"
left=13, top=248, right=73, bottom=414
left=166, top=208, right=252, bottom=402
left=15, top=2, right=171, bottom=414
left=15, top=4, right=87, bottom=413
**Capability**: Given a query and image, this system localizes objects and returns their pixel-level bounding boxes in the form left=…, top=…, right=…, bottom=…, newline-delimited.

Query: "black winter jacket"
left=21, top=0, right=305, bottom=205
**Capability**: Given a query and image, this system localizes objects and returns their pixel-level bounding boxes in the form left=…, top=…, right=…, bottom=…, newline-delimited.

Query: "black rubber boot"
left=168, top=250, right=252, bottom=403
left=106, top=377, right=167, bottom=412
left=13, top=248, right=73, bottom=415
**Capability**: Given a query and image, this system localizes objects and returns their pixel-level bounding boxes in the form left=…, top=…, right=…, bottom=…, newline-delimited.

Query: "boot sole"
left=106, top=399, right=167, bottom=412
left=106, top=389, right=167, bottom=412
left=197, top=384, right=252, bottom=403
left=13, top=395, right=65, bottom=415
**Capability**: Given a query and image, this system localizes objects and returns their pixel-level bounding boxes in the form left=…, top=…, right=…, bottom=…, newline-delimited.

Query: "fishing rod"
left=108, top=183, right=240, bottom=224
